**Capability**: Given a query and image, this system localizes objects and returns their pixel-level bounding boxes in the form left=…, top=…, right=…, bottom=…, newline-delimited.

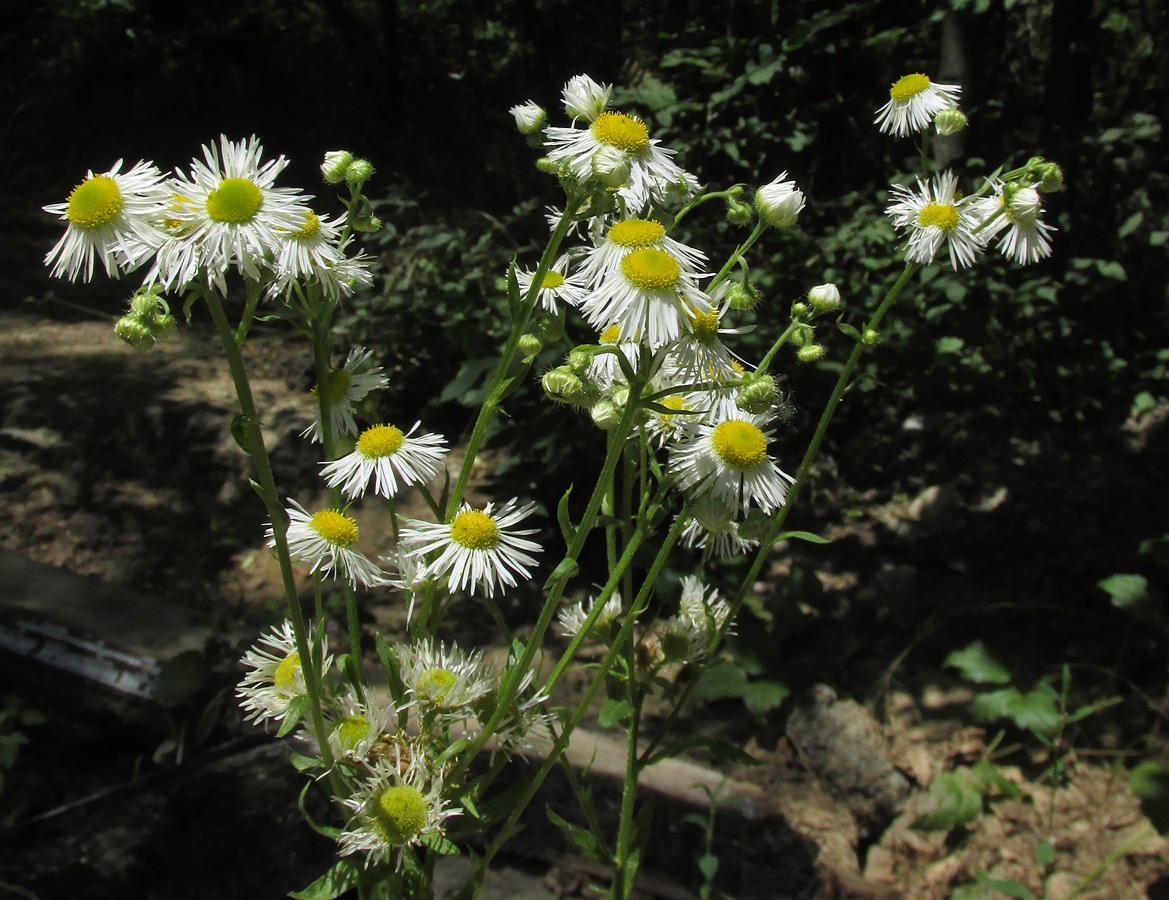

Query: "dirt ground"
left=1, top=311, right=1166, bottom=900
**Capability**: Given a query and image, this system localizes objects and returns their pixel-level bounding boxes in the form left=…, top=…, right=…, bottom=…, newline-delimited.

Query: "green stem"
left=756, top=319, right=801, bottom=373
left=708, top=221, right=768, bottom=294
left=202, top=290, right=338, bottom=779
left=444, top=194, right=584, bottom=519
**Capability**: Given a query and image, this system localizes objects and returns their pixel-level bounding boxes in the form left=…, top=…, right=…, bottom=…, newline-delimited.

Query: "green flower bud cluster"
left=724, top=281, right=759, bottom=312
left=1025, top=156, right=1063, bottom=193
left=542, top=366, right=598, bottom=408
left=115, top=286, right=174, bottom=351
left=735, top=372, right=777, bottom=415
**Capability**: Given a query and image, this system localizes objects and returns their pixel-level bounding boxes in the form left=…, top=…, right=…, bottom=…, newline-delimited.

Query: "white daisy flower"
left=969, top=182, right=1055, bottom=265
left=561, top=74, right=612, bottom=123
left=325, top=685, right=398, bottom=762
left=679, top=515, right=758, bottom=560
left=272, top=499, right=385, bottom=589
left=580, top=245, right=714, bottom=350
left=302, top=346, right=389, bottom=443
left=236, top=620, right=332, bottom=726
left=755, top=173, right=806, bottom=229
left=151, top=135, right=312, bottom=292
left=886, top=170, right=986, bottom=270
left=665, top=306, right=740, bottom=385
left=545, top=109, right=697, bottom=214
left=575, top=218, right=706, bottom=289
left=477, top=667, right=553, bottom=759
left=645, top=390, right=702, bottom=448
left=321, top=421, right=448, bottom=501
left=660, top=575, right=733, bottom=662
left=338, top=746, right=459, bottom=869
left=395, top=638, right=494, bottom=714
left=398, top=499, right=542, bottom=598
left=515, top=256, right=589, bottom=314
left=558, top=592, right=623, bottom=639
left=43, top=159, right=167, bottom=283
left=875, top=73, right=962, bottom=137
left=669, top=413, right=794, bottom=513
left=587, top=323, right=642, bottom=390
left=268, top=209, right=374, bottom=301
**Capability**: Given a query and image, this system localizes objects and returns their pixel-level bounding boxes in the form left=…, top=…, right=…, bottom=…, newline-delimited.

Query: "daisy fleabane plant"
left=875, top=72, right=962, bottom=137
left=303, top=346, right=389, bottom=443
left=322, top=421, right=448, bottom=500
left=236, top=619, right=333, bottom=726
left=272, top=499, right=385, bottom=589
left=43, top=159, right=167, bottom=283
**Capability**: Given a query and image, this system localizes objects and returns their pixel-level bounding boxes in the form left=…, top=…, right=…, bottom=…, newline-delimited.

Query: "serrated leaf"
left=692, top=660, right=748, bottom=702
left=742, top=680, right=790, bottom=716
left=1098, top=573, right=1161, bottom=624
left=1129, top=761, right=1169, bottom=834
left=972, top=872, right=1036, bottom=899
left=944, top=641, right=1012, bottom=685
left=913, top=770, right=983, bottom=831
left=598, top=699, right=635, bottom=728
left=288, top=859, right=363, bottom=900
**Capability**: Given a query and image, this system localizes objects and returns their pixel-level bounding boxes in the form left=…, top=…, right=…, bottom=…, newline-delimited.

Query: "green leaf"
left=837, top=320, right=862, bottom=342
left=972, top=872, right=1036, bottom=899
left=1094, top=259, right=1127, bottom=281
left=546, top=805, right=604, bottom=861
left=420, top=831, right=460, bottom=855
left=698, top=854, right=720, bottom=881
left=297, top=780, right=342, bottom=841
left=913, top=770, right=983, bottom=831
left=1129, top=761, right=1169, bottom=834
left=288, top=859, right=363, bottom=900
left=287, top=747, right=324, bottom=775
left=692, top=660, right=748, bottom=702
left=557, top=484, right=576, bottom=544
left=971, top=687, right=1024, bottom=724
left=944, top=641, right=1012, bottom=685
left=652, top=735, right=761, bottom=767
left=1097, top=573, right=1162, bottom=624
left=935, top=336, right=965, bottom=355
left=1010, top=685, right=1061, bottom=742
left=506, top=259, right=521, bottom=321
left=1118, top=211, right=1143, bottom=238
left=598, top=699, right=635, bottom=728
left=1035, top=838, right=1055, bottom=867
left=775, top=530, right=830, bottom=545
left=971, top=760, right=1022, bottom=799
left=276, top=694, right=309, bottom=738
left=742, top=680, right=790, bottom=716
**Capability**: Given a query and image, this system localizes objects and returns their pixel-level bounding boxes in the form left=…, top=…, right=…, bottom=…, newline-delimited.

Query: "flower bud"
left=592, top=145, right=632, bottom=188
left=737, top=508, right=771, bottom=542
left=755, top=172, right=806, bottom=228
left=736, top=372, right=777, bottom=415
left=346, top=158, right=375, bottom=189
left=518, top=333, right=543, bottom=360
left=725, top=282, right=758, bottom=312
left=862, top=328, right=879, bottom=345
left=590, top=399, right=620, bottom=430
left=692, top=493, right=736, bottom=532
left=568, top=345, right=599, bottom=371
left=509, top=100, right=546, bottom=136
left=790, top=301, right=809, bottom=319
left=933, top=107, right=967, bottom=136
left=797, top=344, right=825, bottom=362
left=115, top=315, right=155, bottom=350
left=153, top=313, right=176, bottom=338
left=536, top=157, right=559, bottom=176
left=129, top=287, right=162, bottom=319
left=562, top=74, right=611, bottom=122
left=790, top=322, right=814, bottom=347
left=321, top=150, right=353, bottom=184
left=543, top=366, right=596, bottom=407
left=1038, top=162, right=1063, bottom=193
left=726, top=198, right=754, bottom=226
left=807, top=282, right=841, bottom=313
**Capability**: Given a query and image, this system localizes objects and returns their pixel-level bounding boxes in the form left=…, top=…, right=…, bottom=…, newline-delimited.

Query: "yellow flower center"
left=419, top=667, right=458, bottom=702
left=205, top=177, right=262, bottom=223
left=334, top=714, right=371, bottom=748
left=541, top=271, right=565, bottom=290
left=309, top=509, right=359, bottom=547
left=357, top=424, right=404, bottom=459
left=917, top=202, right=960, bottom=231
left=288, top=210, right=320, bottom=240
left=690, top=309, right=721, bottom=344
left=274, top=652, right=301, bottom=690
left=449, top=509, right=499, bottom=550
left=591, top=111, right=650, bottom=154
left=374, top=785, right=427, bottom=845
left=608, top=218, right=666, bottom=248
left=890, top=73, right=931, bottom=102
left=621, top=248, right=680, bottom=292
left=710, top=420, right=767, bottom=469
left=312, top=369, right=352, bottom=406
left=65, top=175, right=123, bottom=229
left=600, top=324, right=622, bottom=344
